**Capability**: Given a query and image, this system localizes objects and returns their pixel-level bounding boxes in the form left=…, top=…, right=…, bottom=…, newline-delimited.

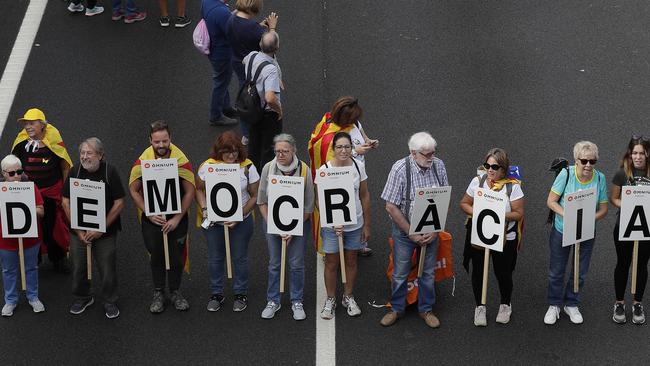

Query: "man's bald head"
left=260, top=31, right=280, bottom=54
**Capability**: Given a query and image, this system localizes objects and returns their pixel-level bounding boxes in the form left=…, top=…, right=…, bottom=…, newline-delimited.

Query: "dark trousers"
left=248, top=111, right=282, bottom=169
left=43, top=197, right=65, bottom=263
left=141, top=218, right=187, bottom=291
left=471, top=239, right=518, bottom=305
left=614, top=225, right=650, bottom=302
left=71, top=233, right=118, bottom=304
left=209, top=58, right=233, bottom=122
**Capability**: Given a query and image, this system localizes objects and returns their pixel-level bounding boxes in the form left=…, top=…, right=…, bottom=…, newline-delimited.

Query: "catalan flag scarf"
left=12, top=124, right=73, bottom=168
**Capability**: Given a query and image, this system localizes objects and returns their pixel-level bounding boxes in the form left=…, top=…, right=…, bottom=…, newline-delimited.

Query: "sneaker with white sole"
left=174, top=16, right=192, bottom=28
left=563, top=306, right=583, bottom=324
left=495, top=304, right=512, bottom=324
left=206, top=294, right=225, bottom=312
left=292, top=302, right=306, bottom=321
left=85, top=6, right=104, bottom=16
left=342, top=294, right=361, bottom=317
left=69, top=297, right=94, bottom=315
left=233, top=294, right=248, bottom=312
left=320, top=297, right=336, bottom=320
left=632, top=303, right=645, bottom=325
left=544, top=305, right=560, bottom=325
left=261, top=301, right=281, bottom=319
left=2, top=303, right=17, bottom=317
left=474, top=305, right=487, bottom=326
left=613, top=303, right=626, bottom=324
left=67, top=3, right=85, bottom=13
left=29, top=298, right=45, bottom=313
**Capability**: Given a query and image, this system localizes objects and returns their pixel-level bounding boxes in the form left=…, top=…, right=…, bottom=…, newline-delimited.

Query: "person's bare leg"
left=343, top=250, right=357, bottom=296
left=158, top=0, right=168, bottom=17
left=176, top=0, right=186, bottom=17
left=324, top=254, right=338, bottom=298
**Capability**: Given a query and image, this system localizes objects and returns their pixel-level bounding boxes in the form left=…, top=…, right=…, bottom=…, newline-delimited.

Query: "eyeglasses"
left=3, top=169, right=24, bottom=177
left=334, top=145, right=352, bottom=151
left=483, top=163, right=502, bottom=171
left=578, top=159, right=597, bottom=165
left=417, top=151, right=435, bottom=159
left=219, top=150, right=238, bottom=156
left=632, top=134, right=650, bottom=142
left=274, top=149, right=292, bottom=155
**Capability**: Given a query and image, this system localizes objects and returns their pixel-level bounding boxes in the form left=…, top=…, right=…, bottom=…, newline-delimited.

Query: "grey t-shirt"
left=242, top=51, right=281, bottom=110
left=257, top=159, right=314, bottom=214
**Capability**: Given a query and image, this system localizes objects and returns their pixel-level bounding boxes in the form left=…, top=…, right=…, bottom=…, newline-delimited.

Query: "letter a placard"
left=0, top=182, right=38, bottom=238
left=268, top=175, right=304, bottom=236
left=204, top=164, right=243, bottom=222
left=70, top=178, right=106, bottom=233
left=619, top=186, right=650, bottom=241
left=409, top=186, right=452, bottom=235
left=141, top=159, right=181, bottom=216
left=471, top=187, right=507, bottom=252
left=562, top=188, right=597, bottom=247
left=316, top=167, right=357, bottom=228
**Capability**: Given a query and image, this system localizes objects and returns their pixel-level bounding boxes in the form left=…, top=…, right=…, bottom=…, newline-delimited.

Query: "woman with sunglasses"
left=544, top=141, right=608, bottom=325
left=196, top=131, right=260, bottom=313
left=0, top=155, right=46, bottom=316
left=315, top=131, right=371, bottom=320
left=610, top=135, right=650, bottom=324
left=460, top=148, right=524, bottom=326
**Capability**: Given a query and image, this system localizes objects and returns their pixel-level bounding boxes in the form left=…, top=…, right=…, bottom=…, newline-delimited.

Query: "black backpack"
left=235, top=52, right=272, bottom=125
left=547, top=157, right=569, bottom=224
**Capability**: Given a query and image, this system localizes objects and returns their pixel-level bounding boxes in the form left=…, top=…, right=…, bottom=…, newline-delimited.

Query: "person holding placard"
left=315, top=132, right=370, bottom=319
left=545, top=141, right=608, bottom=325
left=379, top=132, right=448, bottom=328
left=129, top=121, right=196, bottom=314
left=610, top=135, right=650, bottom=324
left=196, top=130, right=259, bottom=313
left=62, top=138, right=125, bottom=319
left=257, top=133, right=314, bottom=320
left=459, top=148, right=524, bottom=327
left=11, top=108, right=72, bottom=274
left=0, top=155, right=46, bottom=316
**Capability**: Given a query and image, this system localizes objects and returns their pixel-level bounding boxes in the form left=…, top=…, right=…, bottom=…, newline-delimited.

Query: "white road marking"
left=0, top=0, right=47, bottom=138
left=315, top=255, right=335, bottom=366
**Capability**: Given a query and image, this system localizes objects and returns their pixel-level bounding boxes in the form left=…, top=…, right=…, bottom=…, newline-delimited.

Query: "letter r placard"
left=0, top=182, right=38, bottom=238
left=471, top=187, right=507, bottom=252
left=316, top=166, right=357, bottom=228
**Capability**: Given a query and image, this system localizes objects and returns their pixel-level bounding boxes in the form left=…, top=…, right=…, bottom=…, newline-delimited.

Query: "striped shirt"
left=381, top=155, right=449, bottom=219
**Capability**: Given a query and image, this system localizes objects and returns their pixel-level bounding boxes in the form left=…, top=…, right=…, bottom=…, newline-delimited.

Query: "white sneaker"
left=29, top=299, right=45, bottom=313
left=67, top=3, right=85, bottom=12
left=2, top=303, right=17, bottom=317
left=495, top=304, right=512, bottom=324
left=342, top=295, right=361, bottom=317
left=563, top=306, right=583, bottom=324
left=544, top=305, right=560, bottom=325
left=320, top=297, right=336, bottom=320
left=291, top=302, right=306, bottom=321
left=85, top=6, right=105, bottom=16
left=260, top=301, right=281, bottom=319
left=474, top=305, right=487, bottom=326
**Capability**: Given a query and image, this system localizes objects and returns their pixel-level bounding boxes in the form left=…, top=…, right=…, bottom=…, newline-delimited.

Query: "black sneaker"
left=150, top=290, right=165, bottom=314
left=174, top=16, right=191, bottom=28
left=233, top=294, right=248, bottom=312
left=613, top=303, right=626, bottom=324
left=206, top=294, right=225, bottom=312
left=159, top=16, right=171, bottom=27
left=104, top=303, right=120, bottom=319
left=209, top=116, right=238, bottom=126
left=70, top=297, right=95, bottom=315
left=170, top=290, right=190, bottom=311
left=632, top=303, right=646, bottom=325
left=223, top=107, right=238, bottom=119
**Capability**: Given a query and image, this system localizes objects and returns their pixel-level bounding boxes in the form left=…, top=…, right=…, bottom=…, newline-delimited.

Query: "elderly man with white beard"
left=62, top=138, right=126, bottom=319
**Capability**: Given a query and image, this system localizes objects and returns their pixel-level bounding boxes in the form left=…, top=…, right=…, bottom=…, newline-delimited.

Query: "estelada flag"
left=307, top=112, right=356, bottom=254
left=129, top=143, right=195, bottom=273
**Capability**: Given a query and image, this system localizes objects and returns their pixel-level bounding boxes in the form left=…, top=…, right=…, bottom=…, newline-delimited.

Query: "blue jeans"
left=320, top=226, right=363, bottom=253
left=203, top=215, right=253, bottom=295
left=232, top=61, right=250, bottom=139
left=264, top=220, right=310, bottom=304
left=0, top=244, right=40, bottom=304
left=111, top=0, right=136, bottom=15
left=390, top=224, right=437, bottom=313
left=209, top=58, right=233, bottom=122
left=547, top=227, right=595, bottom=306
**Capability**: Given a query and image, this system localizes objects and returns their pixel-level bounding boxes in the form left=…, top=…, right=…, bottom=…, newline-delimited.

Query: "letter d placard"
left=0, top=182, right=38, bottom=238
left=471, top=187, right=507, bottom=252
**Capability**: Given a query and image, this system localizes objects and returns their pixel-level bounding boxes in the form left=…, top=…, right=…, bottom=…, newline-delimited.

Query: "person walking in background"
left=67, top=0, right=105, bottom=16
left=110, top=0, right=147, bottom=23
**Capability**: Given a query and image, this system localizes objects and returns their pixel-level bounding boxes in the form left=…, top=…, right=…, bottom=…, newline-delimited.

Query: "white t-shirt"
left=349, top=122, right=365, bottom=163
left=465, top=176, right=524, bottom=240
left=316, top=159, right=368, bottom=231
left=198, top=163, right=260, bottom=218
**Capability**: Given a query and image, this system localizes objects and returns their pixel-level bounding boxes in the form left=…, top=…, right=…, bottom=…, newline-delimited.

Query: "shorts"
left=320, top=226, right=363, bottom=254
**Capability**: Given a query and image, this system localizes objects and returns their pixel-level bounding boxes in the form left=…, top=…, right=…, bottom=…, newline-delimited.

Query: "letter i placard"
left=620, top=186, right=650, bottom=294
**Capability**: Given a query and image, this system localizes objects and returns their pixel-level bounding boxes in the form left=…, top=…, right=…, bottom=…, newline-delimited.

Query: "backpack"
left=546, top=158, right=569, bottom=224
left=235, top=52, right=272, bottom=125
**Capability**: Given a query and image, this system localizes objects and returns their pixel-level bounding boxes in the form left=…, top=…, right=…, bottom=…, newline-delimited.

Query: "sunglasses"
left=482, top=163, right=502, bottom=171
left=578, top=159, right=597, bottom=165
left=632, top=134, right=650, bottom=142
left=3, top=169, right=24, bottom=177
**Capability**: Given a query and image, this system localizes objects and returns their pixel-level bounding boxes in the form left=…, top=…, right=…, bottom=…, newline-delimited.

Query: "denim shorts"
left=320, top=227, right=363, bottom=254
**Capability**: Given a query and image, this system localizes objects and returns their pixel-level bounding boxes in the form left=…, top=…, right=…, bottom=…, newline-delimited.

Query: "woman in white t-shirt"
left=195, top=131, right=260, bottom=313
left=315, top=132, right=371, bottom=320
left=460, top=148, right=524, bottom=327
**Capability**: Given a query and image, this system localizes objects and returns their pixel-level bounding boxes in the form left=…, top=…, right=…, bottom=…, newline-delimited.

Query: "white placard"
left=70, top=178, right=106, bottom=233
left=562, top=187, right=597, bottom=247
left=0, top=182, right=38, bottom=238
left=204, top=164, right=243, bottom=222
left=471, top=187, right=507, bottom=252
left=409, top=186, right=452, bottom=235
left=141, top=159, right=181, bottom=216
left=619, top=186, right=650, bottom=241
left=316, top=166, right=357, bottom=228
left=267, top=175, right=304, bottom=236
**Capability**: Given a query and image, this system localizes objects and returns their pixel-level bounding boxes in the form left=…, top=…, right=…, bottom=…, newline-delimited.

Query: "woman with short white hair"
left=0, top=154, right=45, bottom=316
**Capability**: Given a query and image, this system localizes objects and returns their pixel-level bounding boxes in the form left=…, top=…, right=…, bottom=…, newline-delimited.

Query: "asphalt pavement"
left=1, top=0, right=650, bottom=365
